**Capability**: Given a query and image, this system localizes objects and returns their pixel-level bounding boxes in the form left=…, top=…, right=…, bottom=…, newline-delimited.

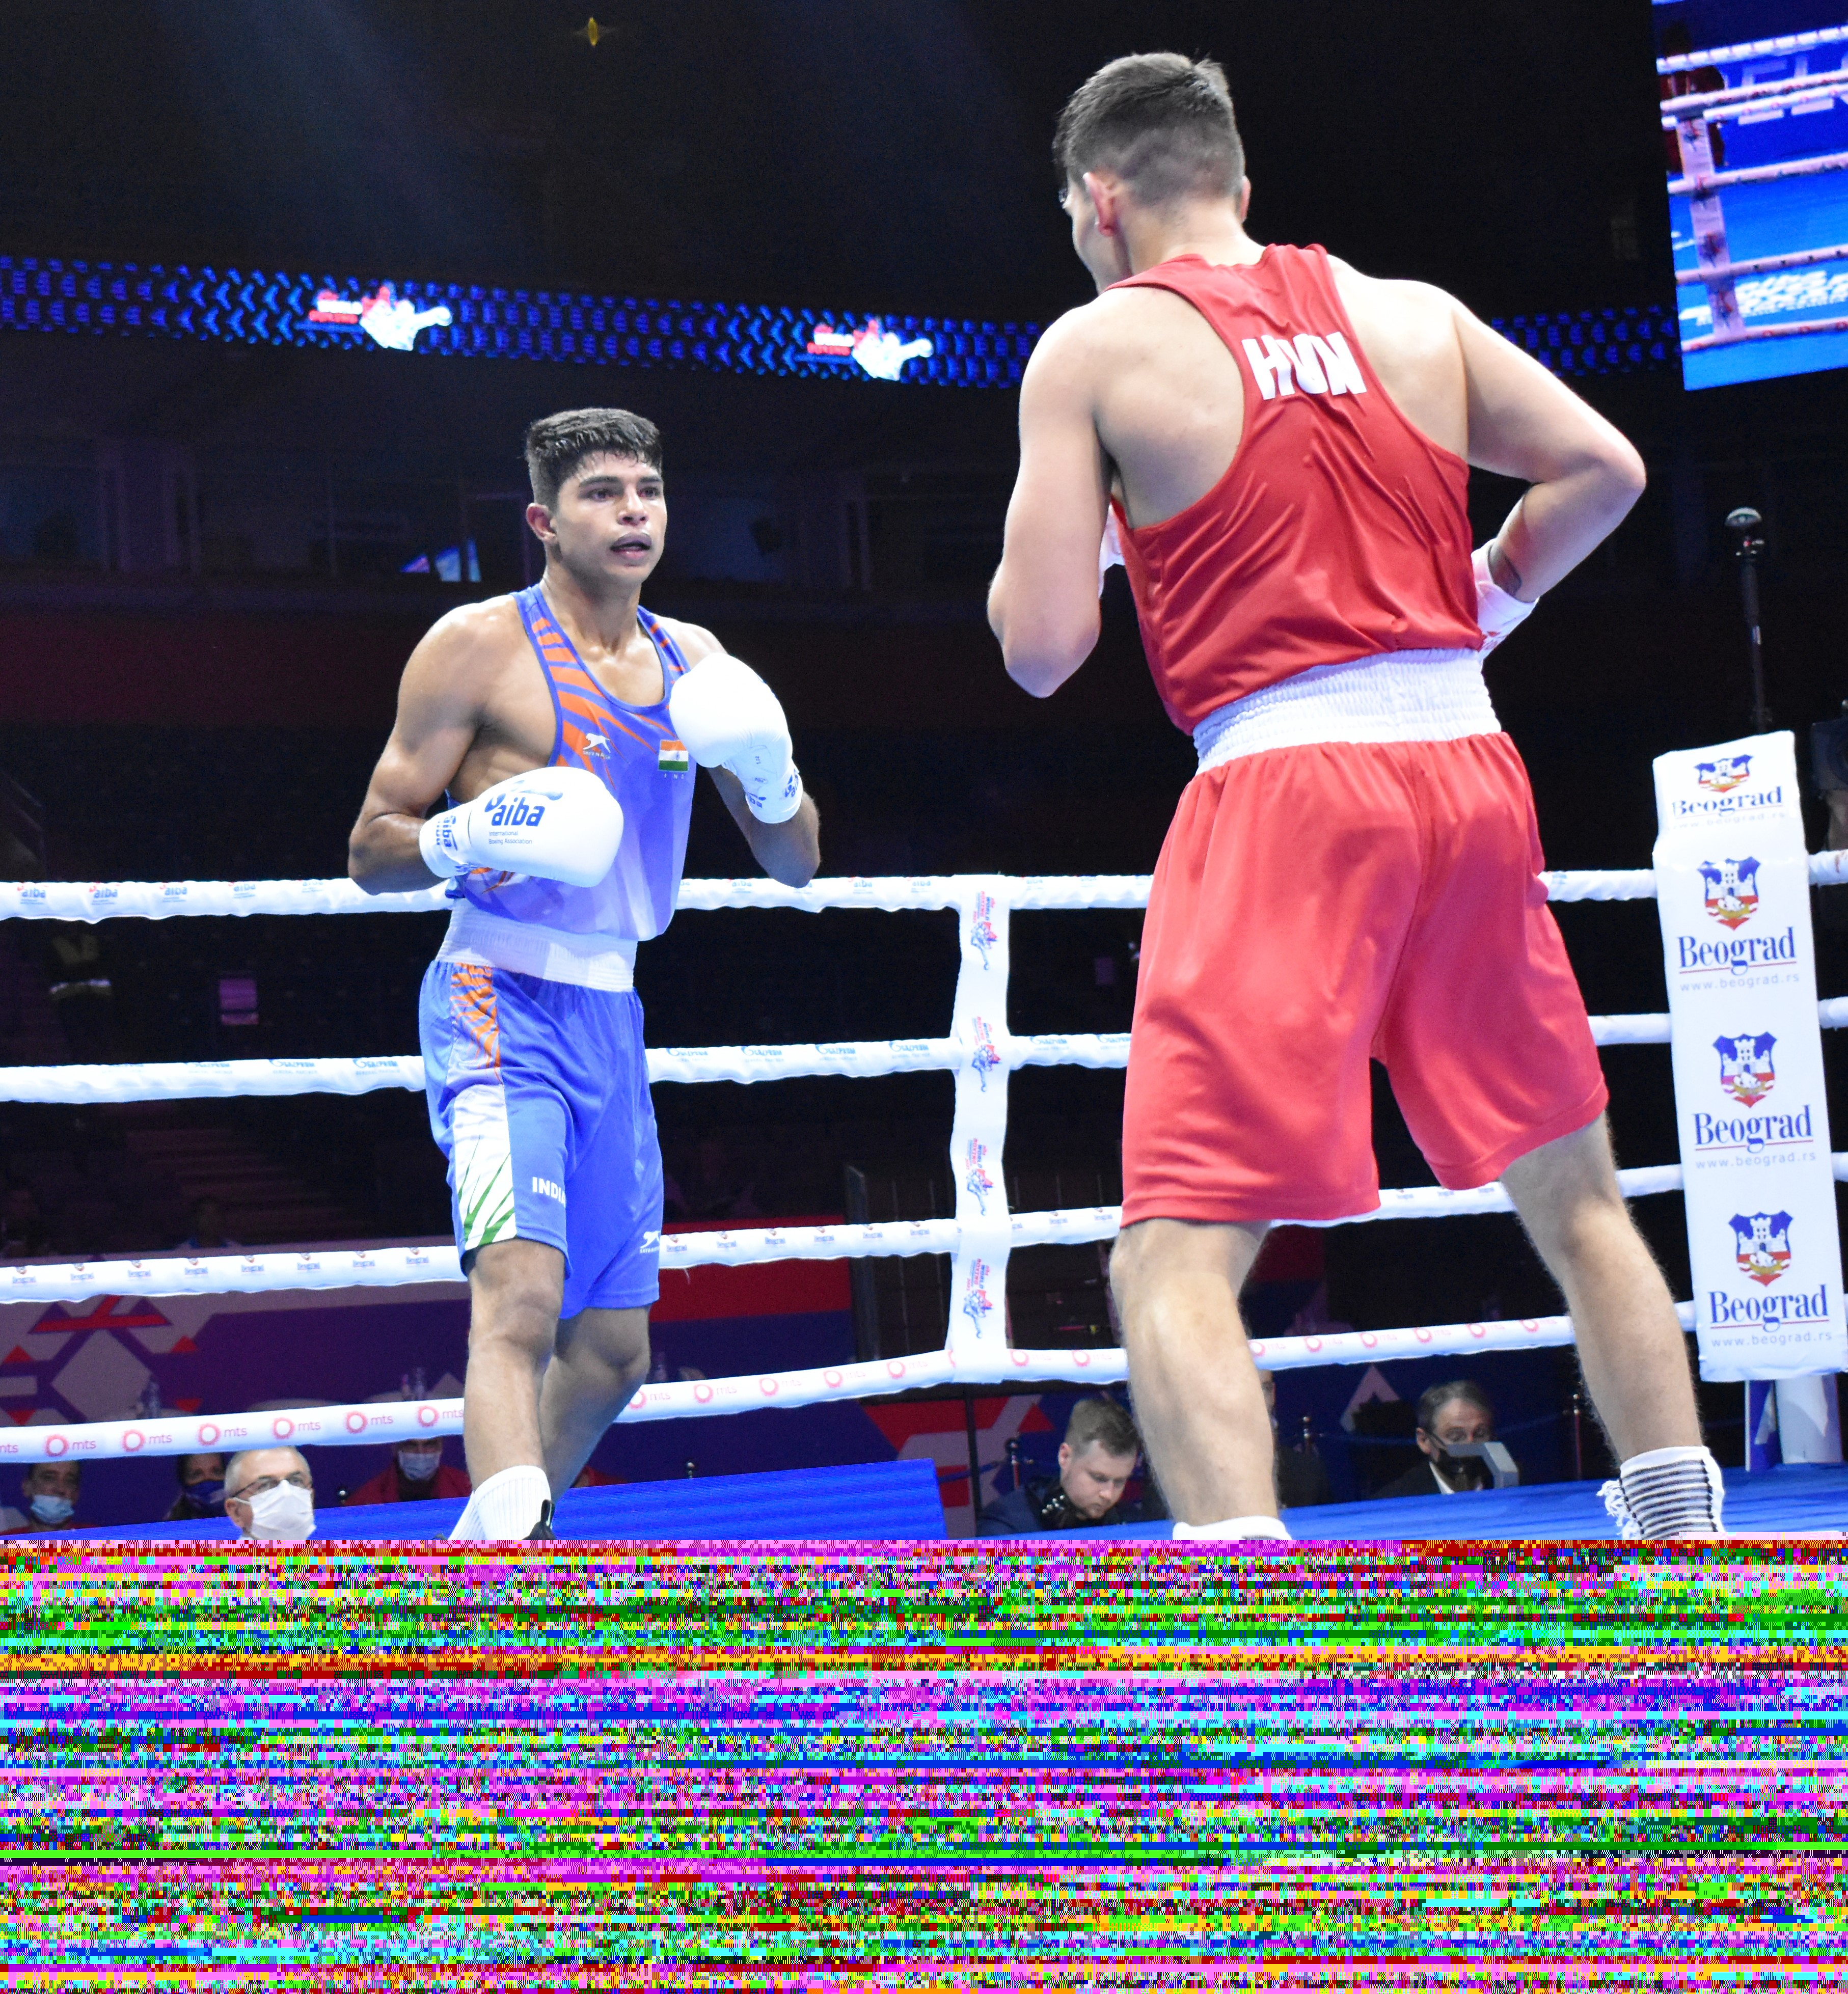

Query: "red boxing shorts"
left=1120, top=732, right=1607, bottom=1226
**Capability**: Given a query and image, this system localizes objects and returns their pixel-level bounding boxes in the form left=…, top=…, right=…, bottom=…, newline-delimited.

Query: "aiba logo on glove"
left=1715, top=1031, right=1777, bottom=1107
left=1730, top=1210, right=1794, bottom=1286
left=1699, top=856, right=1760, bottom=928
left=485, top=793, right=551, bottom=828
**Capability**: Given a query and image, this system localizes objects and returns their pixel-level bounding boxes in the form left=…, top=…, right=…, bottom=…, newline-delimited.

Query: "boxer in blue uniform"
left=350, top=409, right=820, bottom=1539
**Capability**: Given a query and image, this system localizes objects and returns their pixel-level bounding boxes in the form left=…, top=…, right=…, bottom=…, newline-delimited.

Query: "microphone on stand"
left=1725, top=506, right=1769, bottom=731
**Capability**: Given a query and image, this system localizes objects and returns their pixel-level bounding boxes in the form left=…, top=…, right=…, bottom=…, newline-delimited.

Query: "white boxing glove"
left=667, top=653, right=803, bottom=824
left=1099, top=512, right=1125, bottom=595
left=1472, top=542, right=1536, bottom=656
left=419, top=765, right=622, bottom=889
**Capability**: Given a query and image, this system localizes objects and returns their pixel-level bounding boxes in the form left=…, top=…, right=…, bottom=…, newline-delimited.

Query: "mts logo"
left=1240, top=332, right=1366, bottom=402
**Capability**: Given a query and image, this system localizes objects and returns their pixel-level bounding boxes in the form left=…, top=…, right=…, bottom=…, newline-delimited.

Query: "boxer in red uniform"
left=989, top=54, right=1722, bottom=1540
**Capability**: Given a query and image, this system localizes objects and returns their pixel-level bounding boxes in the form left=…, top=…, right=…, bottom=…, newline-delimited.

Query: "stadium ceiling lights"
left=0, top=256, right=1678, bottom=384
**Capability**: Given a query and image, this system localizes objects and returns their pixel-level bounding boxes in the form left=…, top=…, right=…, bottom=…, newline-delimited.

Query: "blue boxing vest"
left=448, top=585, right=696, bottom=943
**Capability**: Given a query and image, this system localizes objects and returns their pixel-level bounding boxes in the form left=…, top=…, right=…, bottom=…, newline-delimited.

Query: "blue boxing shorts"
left=418, top=960, right=662, bottom=1317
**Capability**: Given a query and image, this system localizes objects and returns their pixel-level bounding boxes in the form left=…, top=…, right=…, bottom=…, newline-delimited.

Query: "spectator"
left=44, top=925, right=116, bottom=1060
left=164, top=1451, right=227, bottom=1522
left=0, top=1184, right=49, bottom=1260
left=1258, top=1371, right=1333, bottom=1509
left=1371, top=1381, right=1502, bottom=1499
left=1, top=1461, right=84, bottom=1532
left=224, top=1447, right=316, bottom=1542
left=979, top=1397, right=1165, bottom=1533
left=176, top=1196, right=239, bottom=1252
left=683, top=1134, right=760, bottom=1220
left=345, top=1437, right=471, bottom=1507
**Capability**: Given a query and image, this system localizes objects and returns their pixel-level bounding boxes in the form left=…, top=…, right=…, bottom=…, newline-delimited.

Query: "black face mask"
left=1429, top=1443, right=1493, bottom=1492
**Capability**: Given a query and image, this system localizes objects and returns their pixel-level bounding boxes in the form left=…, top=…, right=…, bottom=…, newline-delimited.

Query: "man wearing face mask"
left=164, top=1452, right=227, bottom=1523
left=1, top=1462, right=85, bottom=1532
left=345, top=1437, right=472, bottom=1509
left=1371, top=1381, right=1504, bottom=1499
left=223, top=1447, right=317, bottom=1543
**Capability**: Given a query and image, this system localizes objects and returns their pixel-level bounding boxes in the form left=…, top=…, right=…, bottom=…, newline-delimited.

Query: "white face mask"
left=397, top=1447, right=440, bottom=1482
left=27, top=1493, right=73, bottom=1526
left=240, top=1481, right=315, bottom=1543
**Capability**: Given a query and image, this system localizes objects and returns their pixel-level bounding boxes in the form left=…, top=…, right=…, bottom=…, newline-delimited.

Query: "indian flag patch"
left=657, top=737, right=691, bottom=775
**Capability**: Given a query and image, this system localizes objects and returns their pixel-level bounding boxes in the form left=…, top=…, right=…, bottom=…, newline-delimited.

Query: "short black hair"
left=1415, top=1380, right=1494, bottom=1435
left=1065, top=1396, right=1139, bottom=1458
left=524, top=408, right=663, bottom=510
left=1054, top=52, right=1244, bottom=208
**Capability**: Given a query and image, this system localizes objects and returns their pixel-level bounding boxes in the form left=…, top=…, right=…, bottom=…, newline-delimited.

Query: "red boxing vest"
left=1108, top=245, right=1482, bottom=732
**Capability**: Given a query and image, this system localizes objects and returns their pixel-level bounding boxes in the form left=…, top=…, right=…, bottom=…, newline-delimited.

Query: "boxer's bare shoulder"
left=1031, top=286, right=1242, bottom=423
left=399, top=594, right=532, bottom=723
left=1329, top=257, right=1646, bottom=493
left=647, top=613, right=725, bottom=668
left=1026, top=290, right=1251, bottom=532
left=1326, top=261, right=1469, bottom=458
left=372, top=593, right=556, bottom=818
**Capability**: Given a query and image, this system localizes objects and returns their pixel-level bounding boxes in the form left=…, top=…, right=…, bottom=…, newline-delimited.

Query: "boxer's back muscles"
left=993, top=252, right=1642, bottom=695
left=1074, top=263, right=1467, bottom=531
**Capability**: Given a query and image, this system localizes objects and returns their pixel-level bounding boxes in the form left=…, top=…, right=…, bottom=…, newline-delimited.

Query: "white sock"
left=1172, top=1514, right=1293, bottom=1542
left=1602, top=1445, right=1725, bottom=1540
left=449, top=1464, right=552, bottom=1543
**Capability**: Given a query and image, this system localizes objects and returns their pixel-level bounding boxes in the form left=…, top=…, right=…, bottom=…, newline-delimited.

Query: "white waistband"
left=1192, top=649, right=1500, bottom=773
left=437, top=905, right=638, bottom=991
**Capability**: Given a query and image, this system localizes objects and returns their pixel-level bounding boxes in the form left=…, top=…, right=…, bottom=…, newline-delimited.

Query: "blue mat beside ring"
left=40, top=1460, right=1848, bottom=1544
left=1023, top=1463, right=1848, bottom=1542
left=49, top=1457, right=949, bottom=1544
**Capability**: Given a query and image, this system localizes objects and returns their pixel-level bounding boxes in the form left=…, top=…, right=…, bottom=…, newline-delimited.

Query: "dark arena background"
left=0, top=0, right=1846, bottom=1981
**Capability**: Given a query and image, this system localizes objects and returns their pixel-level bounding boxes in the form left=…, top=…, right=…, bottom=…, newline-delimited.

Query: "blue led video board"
left=0, top=253, right=1677, bottom=385
left=0, top=258, right=1033, bottom=387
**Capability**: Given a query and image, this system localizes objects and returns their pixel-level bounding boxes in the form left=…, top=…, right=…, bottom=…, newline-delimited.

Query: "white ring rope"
left=0, top=1158, right=1714, bottom=1316
left=0, top=864, right=1842, bottom=1468
left=0, top=1304, right=1705, bottom=1467
left=0, top=1014, right=1687, bottom=1107
left=13, top=856, right=1841, bottom=925
left=0, top=1182, right=1604, bottom=1309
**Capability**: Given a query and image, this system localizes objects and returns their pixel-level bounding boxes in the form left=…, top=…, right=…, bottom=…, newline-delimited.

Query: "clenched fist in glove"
left=419, top=765, right=623, bottom=888
left=667, top=652, right=804, bottom=823
left=1472, top=543, right=1535, bottom=657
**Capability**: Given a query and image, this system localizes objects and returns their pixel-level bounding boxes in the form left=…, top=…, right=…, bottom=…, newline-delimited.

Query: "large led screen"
left=1663, top=4, right=1848, bottom=388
